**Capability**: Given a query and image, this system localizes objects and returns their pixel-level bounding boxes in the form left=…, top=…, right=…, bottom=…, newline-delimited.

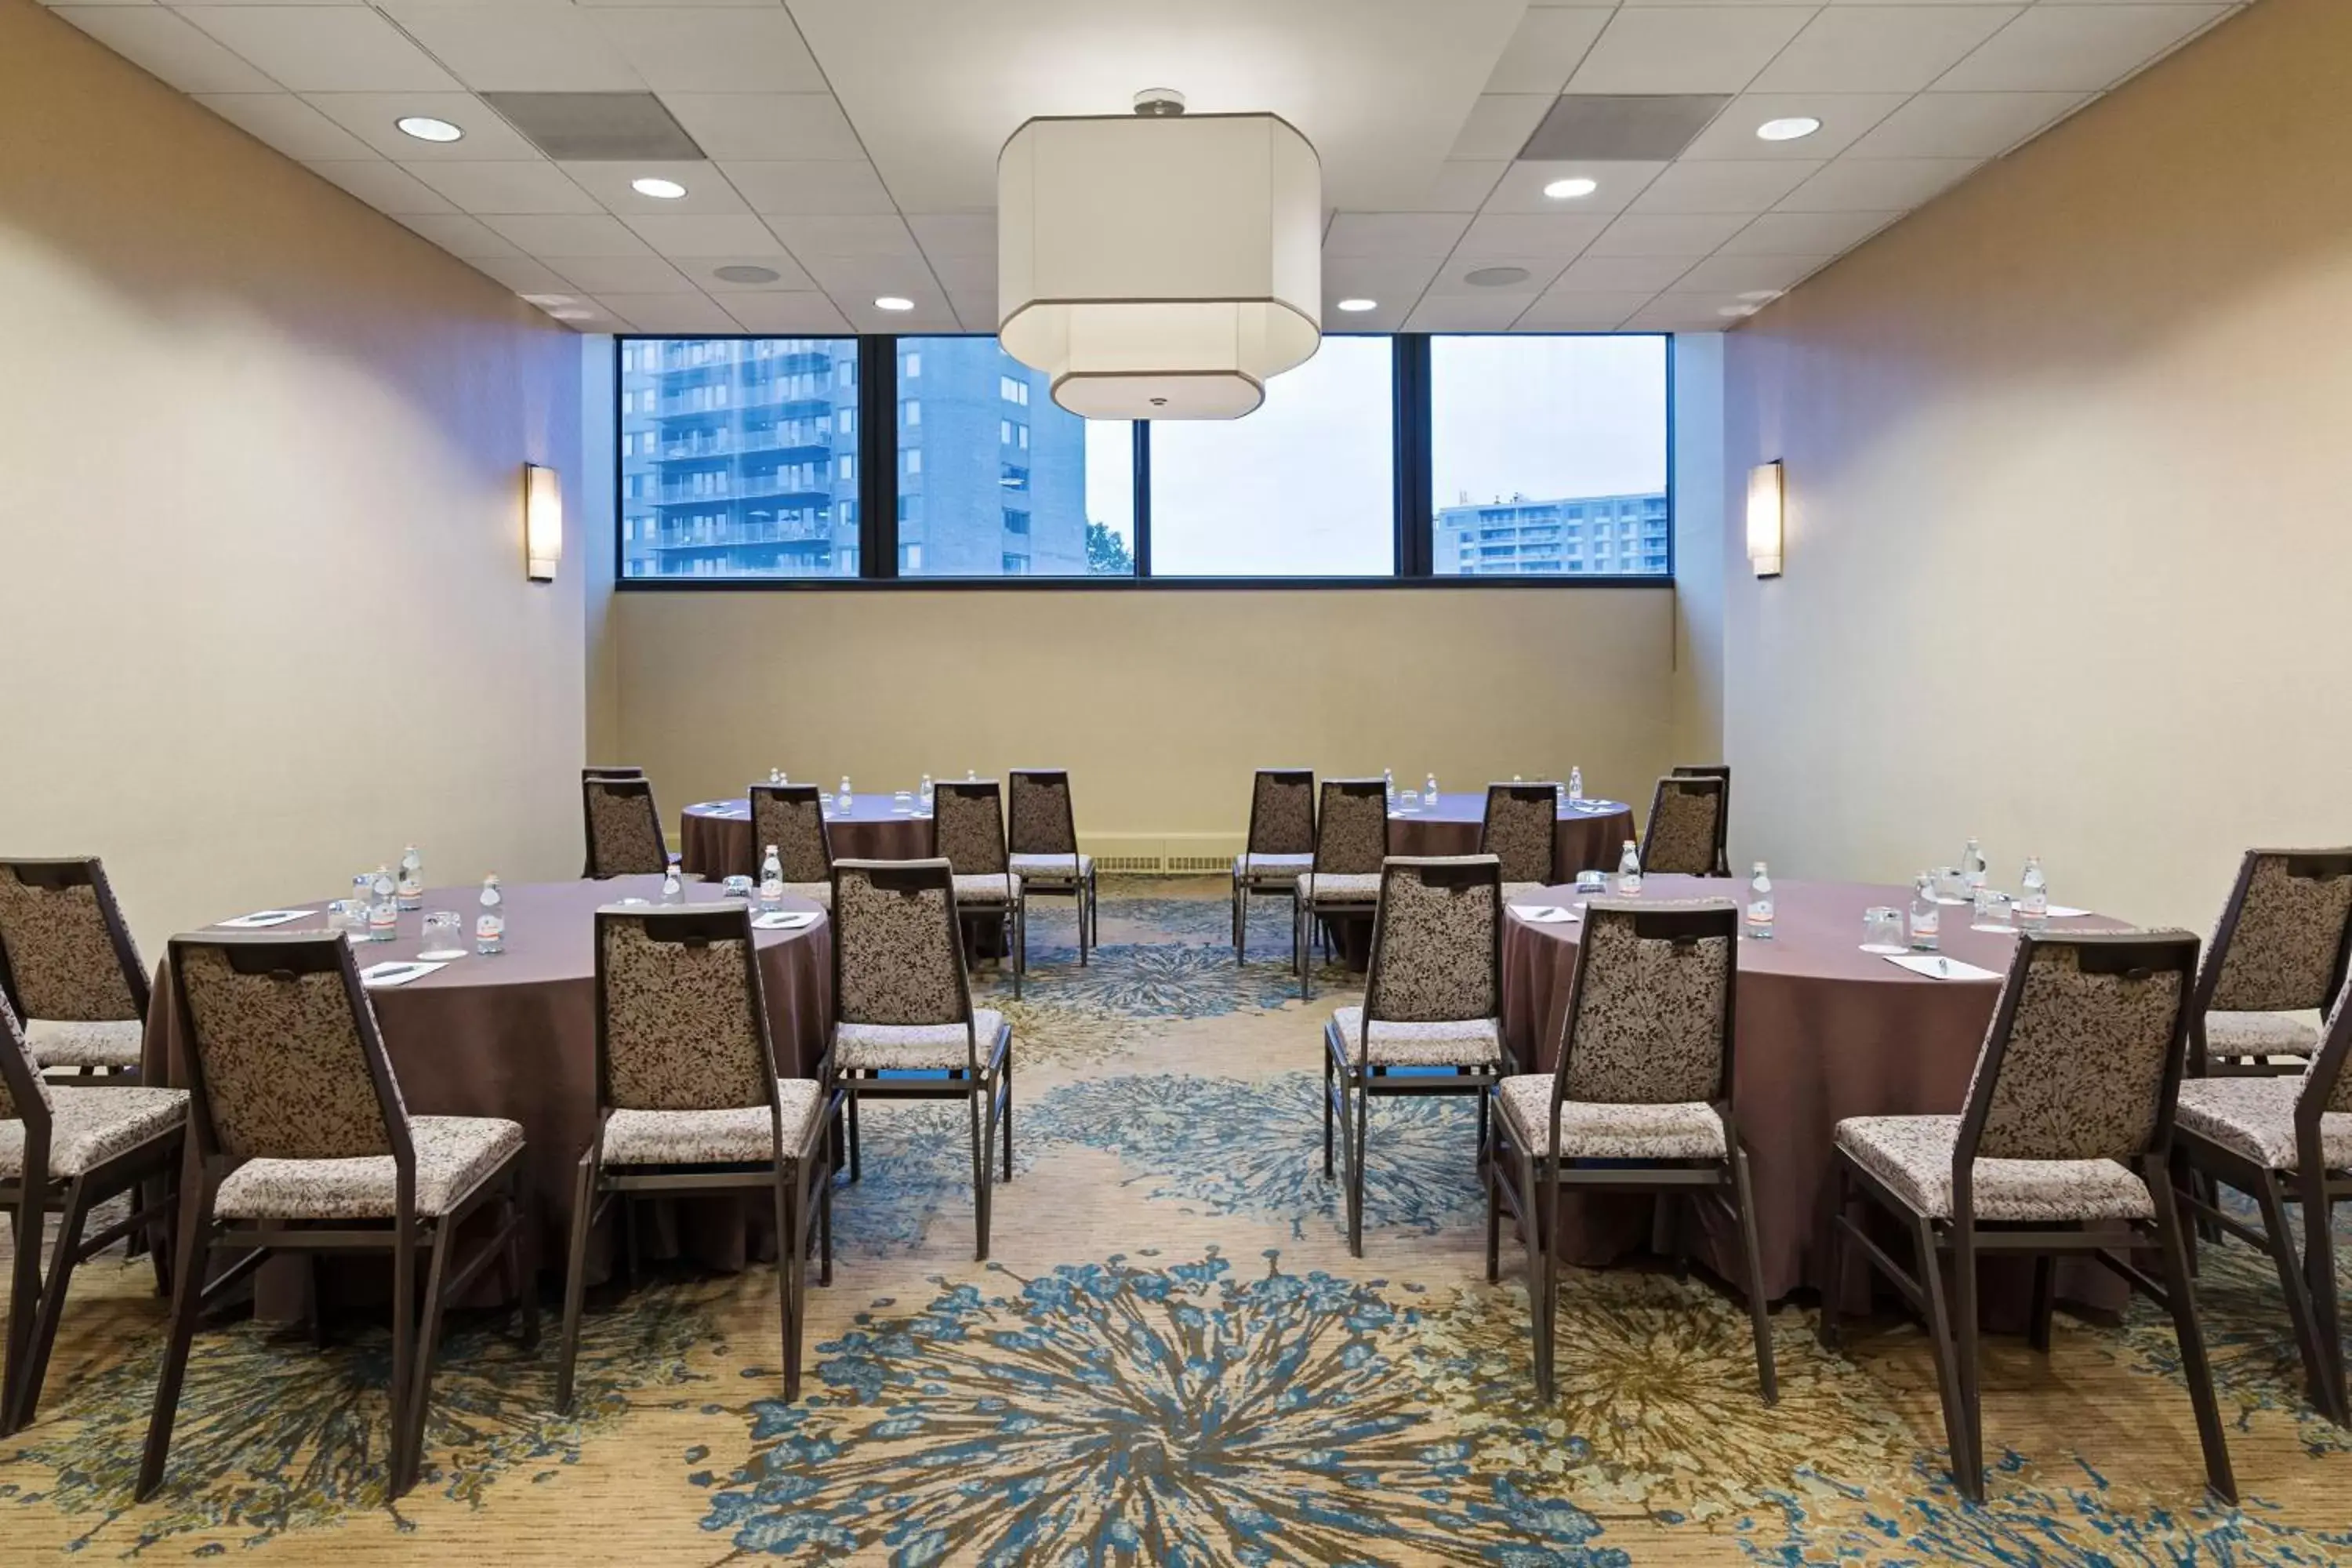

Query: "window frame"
left=612, top=331, right=1675, bottom=591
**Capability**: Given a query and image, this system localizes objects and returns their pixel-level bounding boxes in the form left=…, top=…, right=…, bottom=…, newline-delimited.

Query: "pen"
left=1936, top=959, right=1951, bottom=976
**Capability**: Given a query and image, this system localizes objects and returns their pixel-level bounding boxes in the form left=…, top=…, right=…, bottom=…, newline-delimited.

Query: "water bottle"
left=920, top=773, right=935, bottom=808
left=768, top=767, right=783, bottom=786
left=966, top=768, right=978, bottom=782
left=1568, top=767, right=1584, bottom=805
left=368, top=866, right=399, bottom=942
left=396, top=845, right=424, bottom=911
left=760, top=844, right=785, bottom=908
left=1962, top=837, right=1987, bottom=892
left=838, top=775, right=853, bottom=811
left=474, top=874, right=505, bottom=955
left=1424, top=772, right=1439, bottom=803
left=1383, top=767, right=1395, bottom=805
left=661, top=854, right=685, bottom=906
left=1616, top=840, right=1642, bottom=896
left=2018, top=857, right=2049, bottom=929
left=350, top=872, right=375, bottom=931
left=1747, top=862, right=1774, bottom=940
left=1908, top=873, right=1941, bottom=951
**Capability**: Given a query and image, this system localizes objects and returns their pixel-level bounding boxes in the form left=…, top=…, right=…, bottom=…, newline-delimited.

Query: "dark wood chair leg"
left=2, top=1182, right=49, bottom=1436
left=2250, top=1169, right=2333, bottom=1417
left=136, top=1182, right=218, bottom=1502
left=2149, top=1175, right=2238, bottom=1503
left=846, top=1087, right=862, bottom=1184
left=1518, top=1153, right=1550, bottom=1400
left=773, top=1169, right=801, bottom=1403
left=1951, top=1221, right=1985, bottom=1497
left=967, top=1089, right=988, bottom=1262
left=1483, top=1114, right=1503, bottom=1285
left=1818, top=1162, right=1849, bottom=1352
left=2028, top=1255, right=2057, bottom=1354
left=394, top=1221, right=456, bottom=1500
left=1000, top=1054, right=1014, bottom=1182
left=1729, top=1145, right=1778, bottom=1403
left=556, top=1151, right=598, bottom=1414
left=9, top=1177, right=95, bottom=1433
left=1322, top=1047, right=1335, bottom=1179
left=1534, top=1164, right=1559, bottom=1403
left=2302, top=1176, right=2347, bottom=1424
left=1347, top=1080, right=1369, bottom=1257
left=1911, top=1214, right=1979, bottom=1501
left=817, top=1156, right=835, bottom=1287
left=504, top=1174, right=539, bottom=1350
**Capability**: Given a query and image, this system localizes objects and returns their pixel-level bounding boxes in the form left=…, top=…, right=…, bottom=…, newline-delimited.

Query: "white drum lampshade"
left=997, top=100, right=1322, bottom=420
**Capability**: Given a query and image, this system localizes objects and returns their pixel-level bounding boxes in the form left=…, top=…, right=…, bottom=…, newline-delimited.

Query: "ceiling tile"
left=720, top=292, right=855, bottom=333
left=193, top=93, right=375, bottom=160
left=176, top=8, right=461, bottom=92
left=762, top=214, right=921, bottom=259
left=560, top=159, right=748, bottom=214
left=833, top=296, right=957, bottom=335
left=1323, top=212, right=1474, bottom=259
left=1585, top=212, right=1753, bottom=255
left=594, top=292, right=739, bottom=332
left=587, top=9, right=826, bottom=93
left=924, top=253, right=993, bottom=294
left=1750, top=5, right=2020, bottom=93
left=1483, top=6, right=1613, bottom=94
left=479, top=212, right=654, bottom=255
left=1449, top=94, right=1555, bottom=159
left=1567, top=7, right=1819, bottom=95
left=1550, top=253, right=1703, bottom=292
left=303, top=158, right=457, bottom=214
left=1625, top=158, right=1822, bottom=213
left=1716, top=208, right=1899, bottom=252
left=948, top=288, right=1002, bottom=332
left=1404, top=294, right=1532, bottom=332
left=1935, top=4, right=2234, bottom=93
left=302, top=93, right=547, bottom=161
left=390, top=212, right=525, bottom=259
left=377, top=3, right=643, bottom=93
left=793, top=252, right=940, bottom=298
left=404, top=160, right=602, bottom=215
left=1621, top=292, right=1738, bottom=332
left=1351, top=160, right=1512, bottom=213
left=466, top=256, right=579, bottom=295
left=1775, top=154, right=1979, bottom=210
left=906, top=213, right=995, bottom=258
left=1456, top=212, right=1613, bottom=257
left=656, top=92, right=862, bottom=160
left=545, top=254, right=695, bottom=292
left=1672, top=251, right=1834, bottom=292
left=624, top=212, right=791, bottom=256
left=1845, top=89, right=2088, bottom=157
left=1514, top=291, right=1657, bottom=331
left=1479, top=159, right=1669, bottom=214
left=50, top=8, right=278, bottom=93
left=684, top=254, right=817, bottom=291
left=1421, top=255, right=1570, bottom=296
left=1321, top=254, right=1446, bottom=305
left=717, top=160, right=896, bottom=216
left=1675, top=92, right=1912, bottom=159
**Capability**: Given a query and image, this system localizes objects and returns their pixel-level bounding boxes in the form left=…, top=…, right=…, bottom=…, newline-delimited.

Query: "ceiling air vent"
left=480, top=93, right=705, bottom=162
left=1518, top=95, right=1732, bottom=162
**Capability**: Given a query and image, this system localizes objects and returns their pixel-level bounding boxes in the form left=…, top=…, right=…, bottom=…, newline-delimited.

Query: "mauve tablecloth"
left=681, top=794, right=936, bottom=880
left=1387, top=790, right=1638, bottom=881
left=1500, top=874, right=2130, bottom=1317
left=142, top=876, right=830, bottom=1314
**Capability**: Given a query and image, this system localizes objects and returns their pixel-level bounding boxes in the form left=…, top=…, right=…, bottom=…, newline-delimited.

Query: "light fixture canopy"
left=630, top=176, right=688, bottom=199
left=997, top=97, right=1322, bottom=419
left=1542, top=176, right=1598, bottom=200
left=396, top=115, right=463, bottom=143
left=1335, top=297, right=1377, bottom=314
left=1756, top=116, right=1822, bottom=143
left=1747, top=461, right=1784, bottom=579
left=524, top=463, right=563, bottom=583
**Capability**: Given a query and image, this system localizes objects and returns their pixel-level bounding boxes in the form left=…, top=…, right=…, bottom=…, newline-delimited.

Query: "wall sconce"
left=1746, top=460, right=1784, bottom=579
left=524, top=463, right=562, bottom=582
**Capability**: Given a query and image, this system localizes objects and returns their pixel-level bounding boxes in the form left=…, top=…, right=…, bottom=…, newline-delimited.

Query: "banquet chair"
left=1486, top=899, right=1775, bottom=1407
left=1297, top=779, right=1388, bottom=999
left=934, top=779, right=1023, bottom=999
left=2172, top=985, right=2352, bottom=1424
left=2187, top=848, right=2352, bottom=1078
left=0, top=857, right=150, bottom=1079
left=829, top=861, right=1013, bottom=1259
left=583, top=775, right=670, bottom=879
left=1009, top=768, right=1097, bottom=964
left=583, top=765, right=644, bottom=780
left=558, top=905, right=836, bottom=1410
left=1325, top=857, right=1504, bottom=1255
left=1232, top=768, right=1315, bottom=965
left=1821, top=929, right=2234, bottom=1504
left=1479, top=783, right=1561, bottom=899
left=1639, top=775, right=1728, bottom=877
left=0, top=990, right=185, bottom=1436
left=749, top=783, right=837, bottom=909
left=139, top=932, right=533, bottom=1502
left=1670, top=765, right=1733, bottom=876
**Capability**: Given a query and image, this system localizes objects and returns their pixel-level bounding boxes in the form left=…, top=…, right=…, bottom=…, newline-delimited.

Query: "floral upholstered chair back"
left=1479, top=785, right=1559, bottom=887
left=831, top=861, right=970, bottom=1030
left=750, top=784, right=834, bottom=886
left=1639, top=777, right=1726, bottom=877
left=583, top=776, right=669, bottom=878
left=1313, top=780, right=1390, bottom=877
left=1365, top=858, right=1502, bottom=1027
left=595, top=906, right=775, bottom=1115
left=933, top=782, right=1009, bottom=878
left=2200, top=850, right=2352, bottom=1014
left=1008, top=771, right=1080, bottom=860
left=1245, top=770, right=1316, bottom=859
left=167, top=933, right=405, bottom=1163
left=1559, top=899, right=1737, bottom=1106
left=0, top=858, right=147, bottom=1025
left=0, top=989, right=52, bottom=1138
left=1962, top=931, right=2198, bottom=1164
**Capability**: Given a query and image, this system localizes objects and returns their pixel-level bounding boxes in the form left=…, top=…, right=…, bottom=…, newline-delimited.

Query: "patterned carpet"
left=5, top=877, right=2350, bottom=1564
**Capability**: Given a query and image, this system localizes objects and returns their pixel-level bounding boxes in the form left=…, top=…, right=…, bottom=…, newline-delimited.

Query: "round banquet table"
left=1500, top=875, right=2130, bottom=1319
left=681, top=793, right=936, bottom=881
left=1388, top=790, right=1637, bottom=880
left=140, top=876, right=831, bottom=1316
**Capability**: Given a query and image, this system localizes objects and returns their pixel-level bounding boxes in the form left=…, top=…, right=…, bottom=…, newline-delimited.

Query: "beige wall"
left=0, top=0, right=586, bottom=953
left=1721, top=0, right=2349, bottom=928
left=1668, top=332, right=1726, bottom=768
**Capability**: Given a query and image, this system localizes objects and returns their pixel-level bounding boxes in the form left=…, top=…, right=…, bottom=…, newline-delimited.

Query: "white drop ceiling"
left=45, top=0, right=2252, bottom=335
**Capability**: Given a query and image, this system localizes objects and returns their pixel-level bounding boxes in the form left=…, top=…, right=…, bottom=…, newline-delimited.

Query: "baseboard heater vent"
left=1080, top=837, right=1245, bottom=876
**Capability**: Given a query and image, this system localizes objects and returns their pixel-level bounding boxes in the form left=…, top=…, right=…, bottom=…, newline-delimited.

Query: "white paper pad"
left=1512, top=906, right=1579, bottom=924
left=359, top=960, right=448, bottom=988
left=2044, top=905, right=2092, bottom=919
left=217, top=909, right=312, bottom=929
left=1882, top=953, right=2000, bottom=982
left=1969, top=923, right=2016, bottom=935
left=753, top=910, right=822, bottom=931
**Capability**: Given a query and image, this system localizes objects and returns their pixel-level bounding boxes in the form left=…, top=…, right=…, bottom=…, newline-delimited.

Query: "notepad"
left=1882, top=953, right=2000, bottom=982
left=216, top=909, right=312, bottom=929
left=753, top=910, right=822, bottom=931
left=2043, top=905, right=2092, bottom=919
left=1512, top=906, right=1578, bottom=924
left=358, top=960, right=448, bottom=988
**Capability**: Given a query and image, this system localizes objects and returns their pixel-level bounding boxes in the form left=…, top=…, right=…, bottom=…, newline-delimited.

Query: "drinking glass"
left=1861, top=906, right=1906, bottom=954
left=1399, top=790, right=1421, bottom=811
left=1972, top=888, right=2014, bottom=931
left=722, top=875, right=753, bottom=901
left=1574, top=869, right=1608, bottom=895
left=417, top=911, right=466, bottom=960
left=1932, top=866, right=1969, bottom=904
left=892, top=790, right=915, bottom=814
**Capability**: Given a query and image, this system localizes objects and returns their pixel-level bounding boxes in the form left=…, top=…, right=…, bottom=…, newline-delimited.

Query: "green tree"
left=1087, top=520, right=1135, bottom=576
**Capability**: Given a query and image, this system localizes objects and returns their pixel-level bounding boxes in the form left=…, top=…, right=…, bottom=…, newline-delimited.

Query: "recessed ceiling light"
left=1464, top=266, right=1530, bottom=289
left=549, top=308, right=594, bottom=321
left=1542, top=177, right=1598, bottom=200
left=520, top=293, right=576, bottom=307
left=1756, top=116, right=1822, bottom=143
left=1335, top=297, right=1377, bottom=313
left=713, top=264, right=782, bottom=285
left=631, top=176, right=688, bottom=199
left=874, top=296, right=915, bottom=311
left=395, top=115, right=463, bottom=144
left=1717, top=304, right=1760, bottom=318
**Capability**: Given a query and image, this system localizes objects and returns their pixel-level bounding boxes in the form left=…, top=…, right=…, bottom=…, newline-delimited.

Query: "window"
left=1149, top=336, right=1396, bottom=576
left=896, top=336, right=1136, bottom=578
left=902, top=351, right=920, bottom=379
left=617, top=336, right=861, bottom=580
left=903, top=400, right=920, bottom=428
left=1430, top=335, right=1668, bottom=578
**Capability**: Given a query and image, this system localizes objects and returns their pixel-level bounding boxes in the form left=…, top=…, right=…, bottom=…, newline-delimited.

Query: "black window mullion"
left=1394, top=335, right=1432, bottom=577
left=1133, top=420, right=1152, bottom=579
left=858, top=336, right=897, bottom=579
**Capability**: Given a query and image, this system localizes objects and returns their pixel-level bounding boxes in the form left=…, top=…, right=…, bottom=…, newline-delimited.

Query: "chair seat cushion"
left=1298, top=872, right=1381, bottom=903
left=1233, top=853, right=1312, bottom=884
left=1009, top=852, right=1094, bottom=882
left=602, top=1079, right=824, bottom=1167
left=2176, top=1077, right=2352, bottom=1172
left=1834, top=1114, right=2153, bottom=1222
left=2205, top=1011, right=2321, bottom=1059
left=782, top=882, right=833, bottom=909
left=1496, top=1076, right=1726, bottom=1160
left=949, top=873, right=1021, bottom=906
left=837, top=1010, right=1007, bottom=1072
left=0, top=1086, right=187, bottom=1179
left=24, top=1018, right=146, bottom=1070
left=1328, top=1007, right=1501, bottom=1067
left=213, top=1115, right=524, bottom=1221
